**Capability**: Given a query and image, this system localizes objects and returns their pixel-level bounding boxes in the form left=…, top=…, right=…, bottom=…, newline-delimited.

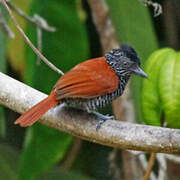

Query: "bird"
left=14, top=44, right=147, bottom=129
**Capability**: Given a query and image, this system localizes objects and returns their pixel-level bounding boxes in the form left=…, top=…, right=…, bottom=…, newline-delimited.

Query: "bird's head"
left=105, top=44, right=148, bottom=78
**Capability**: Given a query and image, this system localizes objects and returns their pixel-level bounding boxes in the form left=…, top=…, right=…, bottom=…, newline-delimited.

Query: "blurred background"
left=0, top=0, right=180, bottom=179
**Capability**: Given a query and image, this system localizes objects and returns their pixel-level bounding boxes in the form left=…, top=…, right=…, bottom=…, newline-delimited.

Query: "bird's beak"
left=132, top=66, right=148, bottom=78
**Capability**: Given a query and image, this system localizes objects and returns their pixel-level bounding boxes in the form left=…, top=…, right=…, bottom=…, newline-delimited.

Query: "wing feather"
left=53, top=57, right=119, bottom=99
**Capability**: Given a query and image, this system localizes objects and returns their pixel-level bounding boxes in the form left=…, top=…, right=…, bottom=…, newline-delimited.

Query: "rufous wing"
left=54, top=57, right=119, bottom=100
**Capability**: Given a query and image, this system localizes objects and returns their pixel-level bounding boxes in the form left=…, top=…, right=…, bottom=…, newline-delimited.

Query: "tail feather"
left=14, top=91, right=58, bottom=127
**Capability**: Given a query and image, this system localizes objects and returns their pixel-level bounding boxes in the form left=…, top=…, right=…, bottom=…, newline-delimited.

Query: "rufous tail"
left=14, top=91, right=58, bottom=127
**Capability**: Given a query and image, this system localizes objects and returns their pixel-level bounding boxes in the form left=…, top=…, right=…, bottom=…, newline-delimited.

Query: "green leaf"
left=7, top=0, right=32, bottom=75
left=0, top=23, right=7, bottom=137
left=19, top=0, right=89, bottom=179
left=106, top=0, right=158, bottom=122
left=106, top=0, right=158, bottom=58
left=40, top=167, right=94, bottom=180
left=19, top=124, right=73, bottom=180
left=158, top=50, right=180, bottom=128
left=141, top=49, right=174, bottom=126
left=0, top=144, right=18, bottom=180
left=141, top=48, right=180, bottom=128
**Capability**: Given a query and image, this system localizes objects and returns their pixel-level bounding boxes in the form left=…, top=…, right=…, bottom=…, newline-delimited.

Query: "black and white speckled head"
left=105, top=44, right=147, bottom=78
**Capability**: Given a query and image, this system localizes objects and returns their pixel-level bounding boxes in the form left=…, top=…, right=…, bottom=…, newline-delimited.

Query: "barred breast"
left=63, top=76, right=129, bottom=111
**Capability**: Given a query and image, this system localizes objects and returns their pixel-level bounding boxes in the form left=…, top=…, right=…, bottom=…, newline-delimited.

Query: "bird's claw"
left=105, top=114, right=114, bottom=120
left=95, top=114, right=114, bottom=131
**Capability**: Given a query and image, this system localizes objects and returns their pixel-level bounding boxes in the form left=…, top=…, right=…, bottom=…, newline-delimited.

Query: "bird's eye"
left=123, top=62, right=128, bottom=66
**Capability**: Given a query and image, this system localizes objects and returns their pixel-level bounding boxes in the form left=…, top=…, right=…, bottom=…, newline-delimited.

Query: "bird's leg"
left=92, top=111, right=114, bottom=130
left=84, top=106, right=114, bottom=130
left=85, top=108, right=113, bottom=131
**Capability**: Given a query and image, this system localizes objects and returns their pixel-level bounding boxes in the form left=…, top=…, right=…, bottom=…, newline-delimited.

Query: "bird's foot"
left=92, top=112, right=114, bottom=131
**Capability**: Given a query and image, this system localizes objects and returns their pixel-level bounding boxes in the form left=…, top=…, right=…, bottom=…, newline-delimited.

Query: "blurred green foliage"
left=0, top=144, right=18, bottom=180
left=0, top=29, right=6, bottom=73
left=40, top=168, right=94, bottom=180
left=7, top=0, right=32, bottom=74
left=0, top=16, right=7, bottom=138
left=18, top=125, right=73, bottom=180
left=142, top=48, right=180, bottom=128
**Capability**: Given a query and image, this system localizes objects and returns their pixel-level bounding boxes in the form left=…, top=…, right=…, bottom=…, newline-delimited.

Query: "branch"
left=143, top=153, right=156, bottom=180
left=87, top=0, right=119, bottom=52
left=0, top=72, right=180, bottom=153
left=108, top=148, right=122, bottom=179
left=138, top=154, right=157, bottom=180
left=140, top=0, right=162, bottom=17
left=156, top=154, right=167, bottom=180
left=164, top=154, right=180, bottom=164
left=0, top=0, right=64, bottom=75
left=6, top=0, right=56, bottom=32
left=0, top=6, right=14, bottom=38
